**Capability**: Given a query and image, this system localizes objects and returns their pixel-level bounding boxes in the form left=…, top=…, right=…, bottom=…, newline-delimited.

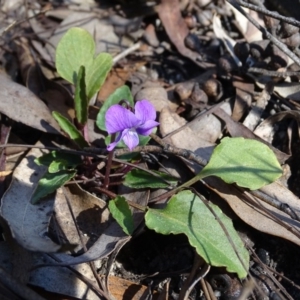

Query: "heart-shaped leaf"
left=199, top=137, right=282, bottom=190
left=145, top=190, right=249, bottom=278
left=56, top=27, right=113, bottom=100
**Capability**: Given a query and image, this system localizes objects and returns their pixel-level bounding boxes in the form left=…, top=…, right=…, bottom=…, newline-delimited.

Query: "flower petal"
left=136, top=120, right=159, bottom=136
left=134, top=100, right=157, bottom=123
left=107, top=131, right=124, bottom=151
left=122, top=129, right=139, bottom=150
left=105, top=105, right=139, bottom=134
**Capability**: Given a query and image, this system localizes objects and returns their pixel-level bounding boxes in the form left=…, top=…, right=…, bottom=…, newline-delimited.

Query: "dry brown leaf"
left=51, top=181, right=148, bottom=266
left=274, top=82, right=300, bottom=100
left=229, top=4, right=262, bottom=42
left=14, top=37, right=35, bottom=83
left=254, top=110, right=300, bottom=144
left=0, top=72, right=61, bottom=134
left=243, top=84, right=273, bottom=131
left=97, top=68, right=132, bottom=104
left=0, top=145, right=60, bottom=252
left=108, top=276, right=159, bottom=300
left=0, top=241, right=101, bottom=300
left=53, top=184, right=110, bottom=252
left=27, top=64, right=75, bottom=121
left=213, top=107, right=290, bottom=164
left=232, top=78, right=254, bottom=121
left=205, top=177, right=300, bottom=247
left=157, top=0, right=202, bottom=66
left=159, top=108, right=215, bottom=165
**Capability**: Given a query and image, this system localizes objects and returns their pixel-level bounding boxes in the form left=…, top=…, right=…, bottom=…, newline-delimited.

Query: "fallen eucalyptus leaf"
left=0, top=72, right=60, bottom=134
left=0, top=146, right=60, bottom=252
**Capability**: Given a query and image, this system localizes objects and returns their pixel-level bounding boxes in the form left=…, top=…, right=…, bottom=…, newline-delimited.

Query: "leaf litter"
left=2, top=0, right=300, bottom=299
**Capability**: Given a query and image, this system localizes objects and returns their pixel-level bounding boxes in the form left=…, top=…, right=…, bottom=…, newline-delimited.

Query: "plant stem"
left=126, top=199, right=147, bottom=211
left=149, top=172, right=205, bottom=203
left=103, top=133, right=115, bottom=189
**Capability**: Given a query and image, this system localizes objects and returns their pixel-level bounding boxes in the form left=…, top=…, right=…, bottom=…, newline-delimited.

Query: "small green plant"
left=32, top=27, right=113, bottom=203
left=33, top=27, right=283, bottom=279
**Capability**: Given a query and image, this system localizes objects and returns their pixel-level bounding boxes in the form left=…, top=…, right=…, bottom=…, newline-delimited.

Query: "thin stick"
left=113, top=42, right=141, bottom=64
left=234, top=0, right=300, bottom=28
left=227, top=0, right=300, bottom=67
left=248, top=67, right=300, bottom=78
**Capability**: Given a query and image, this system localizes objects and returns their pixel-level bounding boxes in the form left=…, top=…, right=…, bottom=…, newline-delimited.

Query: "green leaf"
left=35, top=151, right=82, bottom=168
left=48, top=158, right=80, bottom=173
left=96, top=85, right=134, bottom=131
left=108, top=196, right=134, bottom=235
left=86, top=53, right=112, bottom=100
left=124, top=169, right=178, bottom=189
left=31, top=170, right=76, bottom=204
left=52, top=111, right=88, bottom=149
left=74, top=65, right=88, bottom=125
left=199, top=137, right=282, bottom=190
left=145, top=190, right=249, bottom=278
left=56, top=27, right=112, bottom=100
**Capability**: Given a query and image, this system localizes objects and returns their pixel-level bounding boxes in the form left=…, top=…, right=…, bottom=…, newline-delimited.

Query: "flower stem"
left=103, top=133, right=116, bottom=189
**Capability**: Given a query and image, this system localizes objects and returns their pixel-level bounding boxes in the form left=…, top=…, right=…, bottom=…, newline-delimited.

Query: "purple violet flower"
left=105, top=100, right=159, bottom=151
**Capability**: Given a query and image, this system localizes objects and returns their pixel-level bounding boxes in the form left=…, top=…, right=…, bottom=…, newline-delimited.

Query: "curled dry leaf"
left=205, top=177, right=300, bottom=247
left=0, top=242, right=100, bottom=300
left=108, top=276, right=158, bottom=300
left=50, top=175, right=150, bottom=266
left=0, top=72, right=61, bottom=134
left=51, top=190, right=129, bottom=265
left=213, top=107, right=290, bottom=164
left=274, top=82, right=300, bottom=100
left=229, top=3, right=262, bottom=42
left=157, top=0, right=203, bottom=66
left=53, top=184, right=110, bottom=252
left=0, top=145, right=60, bottom=252
left=243, top=83, right=272, bottom=131
left=26, top=64, right=75, bottom=121
left=159, top=103, right=231, bottom=163
left=254, top=110, right=300, bottom=145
